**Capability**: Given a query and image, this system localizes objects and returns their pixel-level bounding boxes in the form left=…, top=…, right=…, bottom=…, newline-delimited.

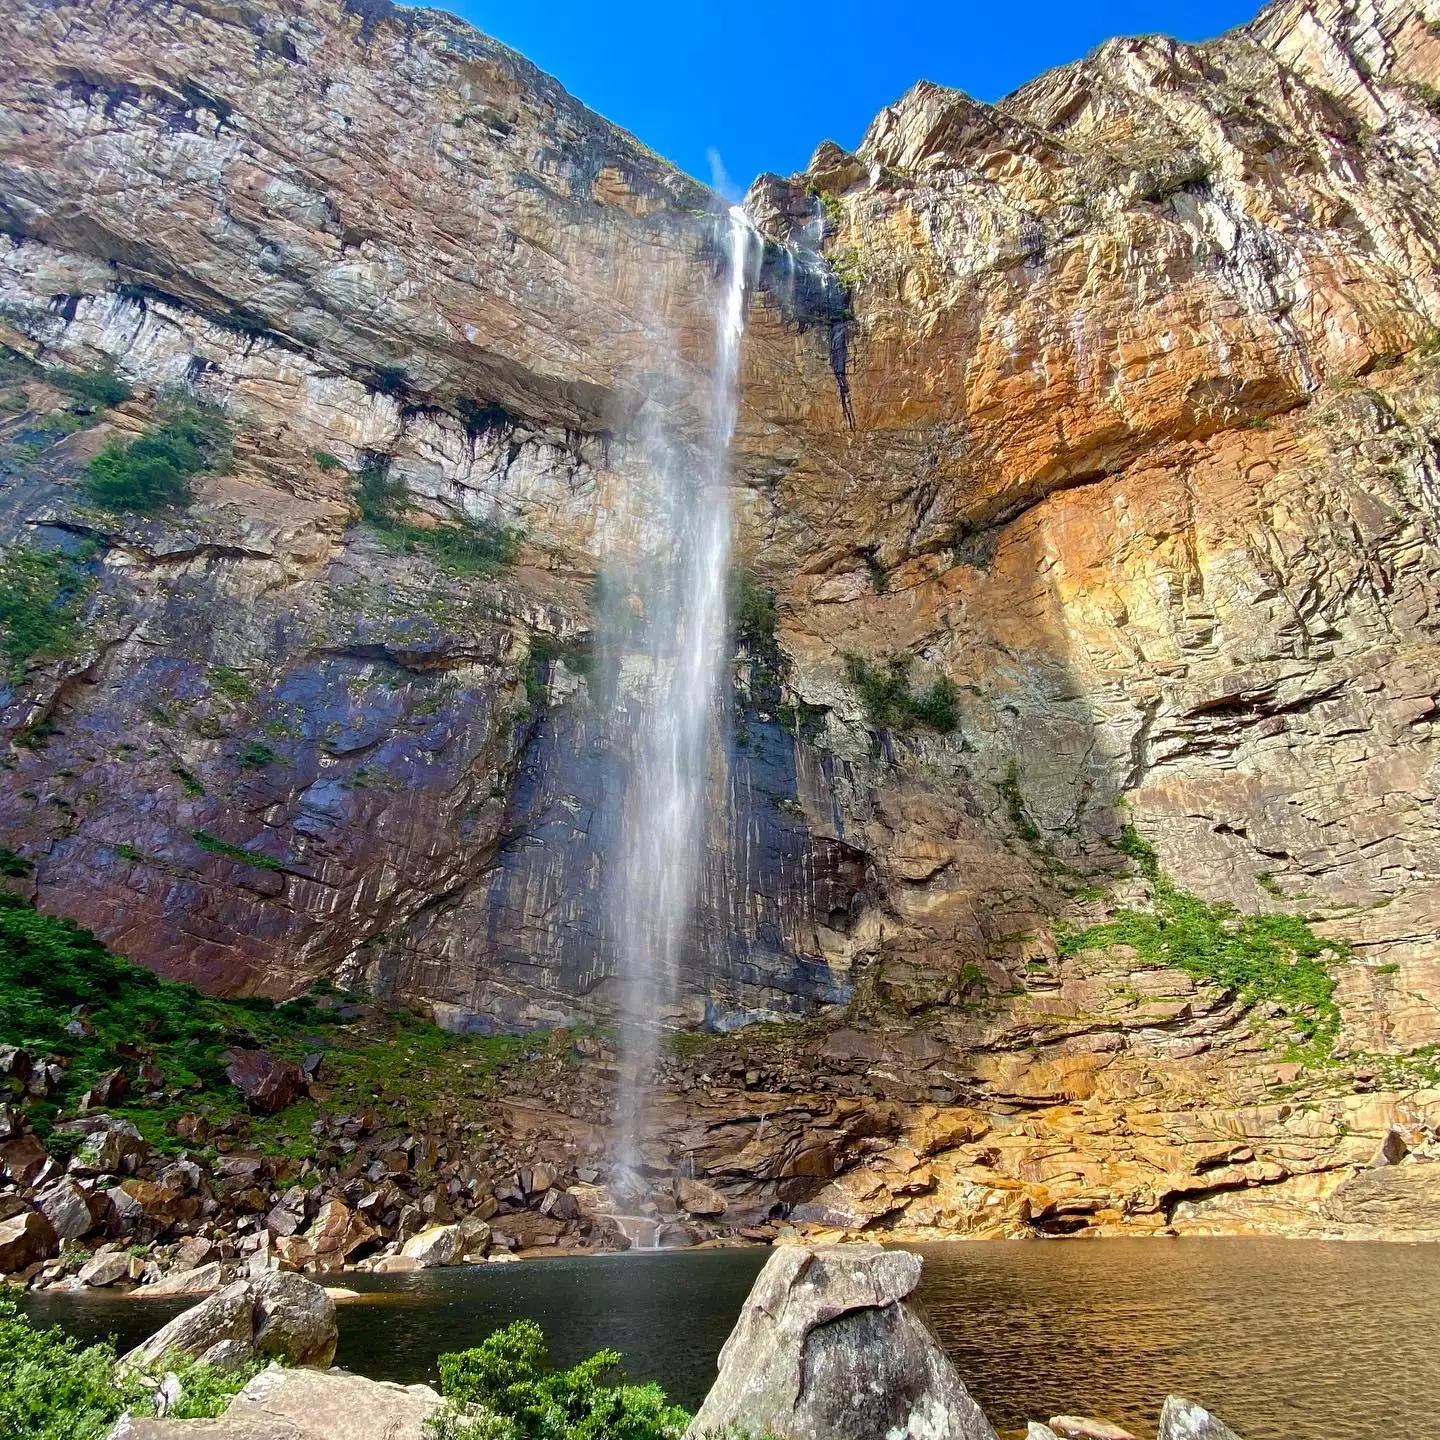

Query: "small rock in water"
left=1049, top=1418, right=1137, bottom=1440
left=1157, top=1396, right=1246, bottom=1440
left=1028, top=1427, right=1062, bottom=1440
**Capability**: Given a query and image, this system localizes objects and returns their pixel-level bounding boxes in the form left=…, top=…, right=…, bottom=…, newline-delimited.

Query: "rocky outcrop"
left=122, top=1273, right=338, bottom=1371
left=1157, top=1397, right=1246, bottom=1440
left=110, top=1366, right=442, bottom=1440
left=686, top=1244, right=997, bottom=1440
left=1, top=0, right=1439, bottom=1241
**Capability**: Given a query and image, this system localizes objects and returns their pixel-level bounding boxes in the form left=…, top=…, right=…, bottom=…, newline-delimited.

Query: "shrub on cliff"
left=0, top=541, right=96, bottom=680
left=843, top=652, right=958, bottom=734
left=431, top=1320, right=690, bottom=1440
left=354, top=455, right=520, bottom=576
left=0, top=1291, right=255, bottom=1439
left=83, top=399, right=232, bottom=513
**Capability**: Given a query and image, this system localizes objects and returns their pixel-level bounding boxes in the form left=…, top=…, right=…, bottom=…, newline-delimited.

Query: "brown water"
left=24, top=1239, right=1440, bottom=1438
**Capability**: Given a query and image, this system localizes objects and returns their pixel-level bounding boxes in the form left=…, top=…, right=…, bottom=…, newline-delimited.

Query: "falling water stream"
left=606, top=208, right=758, bottom=1236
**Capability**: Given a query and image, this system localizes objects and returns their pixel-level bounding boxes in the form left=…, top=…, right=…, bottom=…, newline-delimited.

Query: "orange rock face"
left=0, top=0, right=1438, bottom=1236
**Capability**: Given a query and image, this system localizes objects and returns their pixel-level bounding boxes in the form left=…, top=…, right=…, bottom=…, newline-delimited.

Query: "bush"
left=83, top=401, right=232, bottom=513
left=0, top=1291, right=256, bottom=1439
left=51, top=367, right=132, bottom=408
left=843, top=653, right=958, bottom=734
left=0, top=542, right=96, bottom=680
left=355, top=457, right=519, bottom=576
left=433, top=1321, right=690, bottom=1440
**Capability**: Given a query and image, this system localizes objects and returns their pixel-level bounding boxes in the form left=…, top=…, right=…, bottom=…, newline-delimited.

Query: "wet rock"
left=110, top=1365, right=441, bottom=1440
left=224, top=1049, right=304, bottom=1113
left=0, top=1209, right=58, bottom=1272
left=675, top=1177, right=727, bottom=1217
left=1027, top=1428, right=1061, bottom=1440
left=1157, top=1397, right=1245, bottom=1440
left=1049, top=1420, right=1137, bottom=1440
left=686, top=1244, right=997, bottom=1440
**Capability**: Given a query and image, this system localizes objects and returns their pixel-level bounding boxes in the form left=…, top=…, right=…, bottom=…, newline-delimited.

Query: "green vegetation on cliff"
left=0, top=892, right=541, bottom=1155
left=83, top=399, right=232, bottom=512
left=1058, top=825, right=1343, bottom=1053
left=844, top=652, right=958, bottom=734
left=0, top=1292, right=256, bottom=1440
left=355, top=457, right=520, bottom=575
left=0, top=542, right=96, bottom=680
left=429, top=1321, right=689, bottom=1440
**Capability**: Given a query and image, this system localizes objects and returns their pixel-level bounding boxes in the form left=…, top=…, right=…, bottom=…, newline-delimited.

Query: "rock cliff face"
left=2, top=0, right=1440, bottom=1235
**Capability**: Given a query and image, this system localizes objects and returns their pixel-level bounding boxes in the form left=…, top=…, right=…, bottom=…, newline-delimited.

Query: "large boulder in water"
left=685, top=1243, right=997, bottom=1440
left=122, top=1273, right=337, bottom=1371
left=1158, top=1397, right=1246, bottom=1440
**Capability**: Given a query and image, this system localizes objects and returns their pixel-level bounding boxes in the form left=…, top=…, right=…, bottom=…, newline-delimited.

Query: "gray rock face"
left=121, top=1275, right=337, bottom=1372
left=685, top=1244, right=997, bottom=1440
left=109, top=1365, right=441, bottom=1440
left=1157, top=1396, right=1245, bottom=1440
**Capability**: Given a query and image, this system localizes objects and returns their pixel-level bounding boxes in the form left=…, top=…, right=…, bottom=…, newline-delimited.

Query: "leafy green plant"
left=0, top=845, right=33, bottom=877
left=208, top=666, right=255, bottom=702
left=354, top=457, right=519, bottom=576
left=312, top=450, right=343, bottom=470
left=0, top=1292, right=257, bottom=1440
left=170, top=764, right=206, bottom=797
left=50, top=367, right=133, bottom=408
left=83, top=401, right=232, bottom=513
left=435, top=1321, right=689, bottom=1440
left=843, top=653, right=958, bottom=734
left=0, top=542, right=96, bottom=681
left=1060, top=823, right=1343, bottom=1054
left=999, top=758, right=1041, bottom=842
left=235, top=740, right=277, bottom=770
left=192, top=829, right=286, bottom=871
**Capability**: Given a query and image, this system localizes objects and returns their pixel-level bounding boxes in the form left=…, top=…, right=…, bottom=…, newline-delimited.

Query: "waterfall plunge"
left=606, top=208, right=757, bottom=1221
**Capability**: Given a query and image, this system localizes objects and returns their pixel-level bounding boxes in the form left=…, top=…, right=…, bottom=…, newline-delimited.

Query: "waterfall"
left=606, top=207, right=757, bottom=1228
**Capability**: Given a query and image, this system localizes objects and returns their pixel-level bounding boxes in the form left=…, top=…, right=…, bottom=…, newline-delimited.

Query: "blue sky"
left=424, top=0, right=1261, bottom=195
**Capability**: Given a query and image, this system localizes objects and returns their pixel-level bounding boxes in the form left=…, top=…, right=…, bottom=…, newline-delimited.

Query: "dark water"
left=25, top=1239, right=1440, bottom=1438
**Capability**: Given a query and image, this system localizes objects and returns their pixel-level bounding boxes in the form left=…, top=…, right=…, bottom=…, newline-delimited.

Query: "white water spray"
left=607, top=208, right=757, bottom=1228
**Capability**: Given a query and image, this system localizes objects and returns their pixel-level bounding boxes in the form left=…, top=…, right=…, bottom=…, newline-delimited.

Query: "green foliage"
left=50, top=367, right=133, bottom=408
left=208, top=665, right=255, bottom=702
left=0, top=1292, right=256, bottom=1439
left=170, top=763, right=206, bottom=797
left=83, top=401, right=232, bottom=513
left=0, top=846, right=34, bottom=877
left=999, top=758, right=1042, bottom=842
left=313, top=450, right=344, bottom=470
left=435, top=1322, right=689, bottom=1440
left=1059, top=824, right=1342, bottom=1054
left=0, top=542, right=96, bottom=681
left=355, top=457, right=519, bottom=576
left=843, top=653, right=958, bottom=734
left=112, top=843, right=144, bottom=863
left=235, top=739, right=277, bottom=770
left=860, top=550, right=887, bottom=594
left=193, top=829, right=286, bottom=871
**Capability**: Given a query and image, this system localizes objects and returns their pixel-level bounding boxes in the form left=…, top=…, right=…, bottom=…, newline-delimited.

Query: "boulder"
left=1157, top=1397, right=1246, bottom=1440
left=1049, top=1421, right=1137, bottom=1440
left=79, top=1251, right=135, bottom=1287
left=675, top=1177, right=727, bottom=1217
left=685, top=1244, right=997, bottom=1440
left=1028, top=1429, right=1061, bottom=1440
left=0, top=1131, right=49, bottom=1185
left=224, top=1048, right=304, bottom=1113
left=252, top=1271, right=339, bottom=1366
left=144, top=1262, right=223, bottom=1296
left=109, top=1364, right=441, bottom=1440
left=60, top=1115, right=148, bottom=1176
left=122, top=1274, right=337, bottom=1371
left=281, top=1198, right=375, bottom=1270
left=0, top=1209, right=58, bottom=1272
left=456, top=1214, right=491, bottom=1260
left=399, top=1224, right=460, bottom=1267
left=36, top=1178, right=101, bottom=1240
